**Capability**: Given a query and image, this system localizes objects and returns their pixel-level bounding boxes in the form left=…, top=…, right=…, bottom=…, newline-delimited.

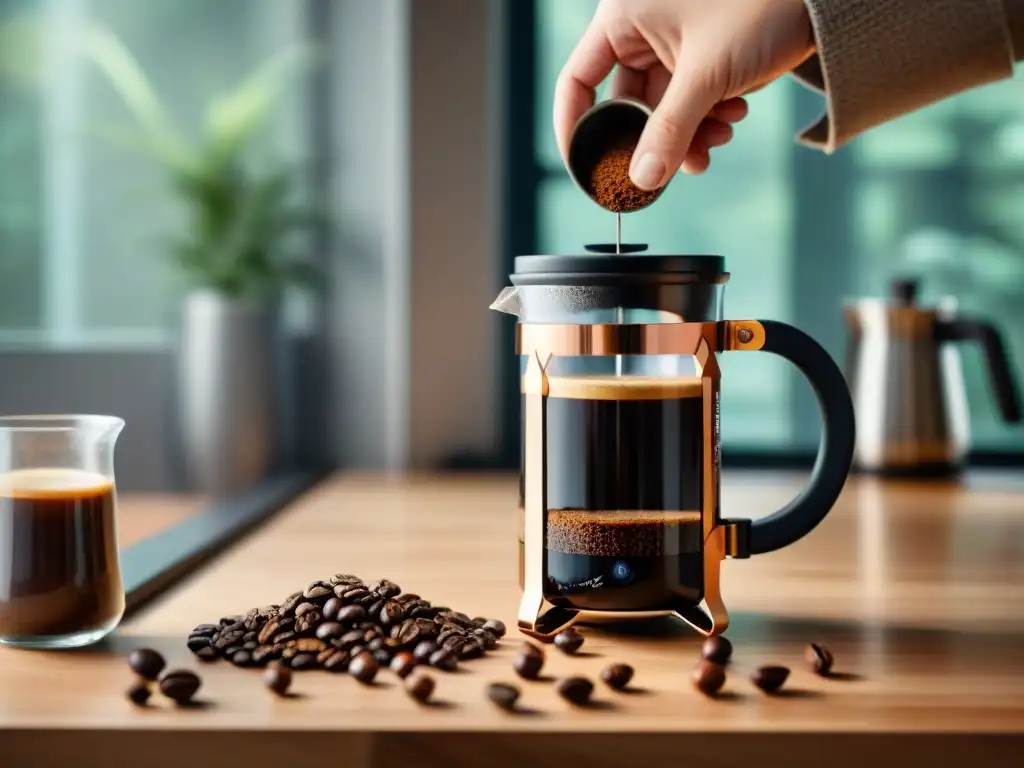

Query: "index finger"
left=553, top=14, right=617, bottom=164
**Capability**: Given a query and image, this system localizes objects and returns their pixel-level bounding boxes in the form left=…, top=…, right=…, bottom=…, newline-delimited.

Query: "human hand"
left=554, top=0, right=815, bottom=187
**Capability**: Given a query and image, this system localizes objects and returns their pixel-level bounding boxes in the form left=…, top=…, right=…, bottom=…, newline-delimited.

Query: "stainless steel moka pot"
left=844, top=279, right=1022, bottom=476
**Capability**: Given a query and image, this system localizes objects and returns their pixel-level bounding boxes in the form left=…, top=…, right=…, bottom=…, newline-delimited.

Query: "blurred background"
left=1, top=0, right=1022, bottom=497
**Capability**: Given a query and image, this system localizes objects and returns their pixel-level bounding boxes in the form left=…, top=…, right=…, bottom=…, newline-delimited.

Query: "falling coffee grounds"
left=589, top=137, right=659, bottom=212
left=186, top=573, right=506, bottom=675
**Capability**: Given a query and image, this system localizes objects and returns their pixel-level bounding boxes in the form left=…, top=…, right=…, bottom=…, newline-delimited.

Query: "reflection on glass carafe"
left=0, top=415, right=126, bottom=648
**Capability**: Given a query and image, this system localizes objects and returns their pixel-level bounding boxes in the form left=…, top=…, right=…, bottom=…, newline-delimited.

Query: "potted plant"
left=78, top=24, right=323, bottom=494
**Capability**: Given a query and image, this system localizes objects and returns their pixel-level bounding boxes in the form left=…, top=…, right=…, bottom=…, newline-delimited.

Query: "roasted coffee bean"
left=341, top=587, right=371, bottom=604
left=553, top=628, right=584, bottom=655
left=231, top=650, right=253, bottom=667
left=244, top=607, right=276, bottom=631
left=429, top=649, right=458, bottom=672
left=371, top=579, right=401, bottom=598
left=221, top=621, right=246, bottom=634
left=413, top=641, right=437, bottom=663
left=405, top=671, right=435, bottom=704
left=338, top=629, right=365, bottom=650
left=279, top=594, right=304, bottom=618
left=273, top=630, right=296, bottom=645
left=349, top=652, right=379, bottom=684
left=701, top=636, right=733, bottom=665
left=372, top=649, right=393, bottom=666
left=483, top=619, right=506, bottom=638
left=264, top=662, right=292, bottom=695
left=395, top=593, right=421, bottom=605
left=220, top=615, right=243, bottom=627
left=367, top=637, right=386, bottom=652
left=441, top=635, right=467, bottom=653
left=127, top=680, right=151, bottom=706
left=330, top=573, right=363, bottom=587
left=600, top=663, right=634, bottom=691
left=195, top=646, right=218, bottom=661
left=316, top=622, right=345, bottom=642
left=805, top=643, right=834, bottom=676
left=281, top=646, right=299, bottom=661
left=473, top=628, right=499, bottom=650
left=410, top=606, right=439, bottom=619
left=294, top=602, right=318, bottom=619
left=258, top=618, right=289, bottom=645
left=513, top=645, right=544, bottom=680
left=295, top=609, right=323, bottom=636
left=472, top=616, right=489, bottom=627
left=751, top=665, right=790, bottom=694
left=361, top=624, right=383, bottom=639
left=556, top=677, right=594, bottom=706
left=395, top=623, right=420, bottom=648
left=459, top=638, right=485, bottom=660
left=291, top=653, right=317, bottom=671
left=250, top=647, right=277, bottom=666
left=692, top=661, right=726, bottom=696
left=224, top=645, right=242, bottom=657
left=390, top=651, right=416, bottom=679
left=304, top=580, right=333, bottom=601
left=187, top=634, right=213, bottom=653
left=214, top=630, right=245, bottom=650
left=368, top=599, right=385, bottom=619
left=242, top=641, right=258, bottom=651
left=349, top=644, right=366, bottom=658
left=190, top=623, right=219, bottom=638
left=486, top=682, right=520, bottom=711
left=242, top=631, right=258, bottom=643
left=322, top=597, right=343, bottom=621
left=437, top=627, right=465, bottom=646
left=336, top=604, right=367, bottom=625
left=159, top=670, right=201, bottom=705
left=379, top=601, right=404, bottom=626
left=320, top=649, right=351, bottom=672
left=295, top=638, right=327, bottom=653
left=440, top=611, right=476, bottom=630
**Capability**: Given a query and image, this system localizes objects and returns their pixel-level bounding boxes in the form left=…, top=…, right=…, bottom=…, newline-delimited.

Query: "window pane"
left=0, top=0, right=309, bottom=345
left=852, top=70, right=1024, bottom=449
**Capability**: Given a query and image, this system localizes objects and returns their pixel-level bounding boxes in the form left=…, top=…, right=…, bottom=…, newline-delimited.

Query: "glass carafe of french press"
left=491, top=251, right=856, bottom=640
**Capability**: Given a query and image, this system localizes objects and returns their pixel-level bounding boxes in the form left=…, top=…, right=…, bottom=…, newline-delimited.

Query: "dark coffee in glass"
left=519, top=374, right=704, bottom=612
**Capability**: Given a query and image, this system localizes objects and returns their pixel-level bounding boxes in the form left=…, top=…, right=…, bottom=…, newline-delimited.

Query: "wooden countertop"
left=3, top=473, right=1024, bottom=767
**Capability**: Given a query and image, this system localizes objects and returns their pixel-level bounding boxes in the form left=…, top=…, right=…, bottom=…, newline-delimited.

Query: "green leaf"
left=88, top=123, right=201, bottom=176
left=77, top=22, right=190, bottom=162
left=203, top=44, right=316, bottom=163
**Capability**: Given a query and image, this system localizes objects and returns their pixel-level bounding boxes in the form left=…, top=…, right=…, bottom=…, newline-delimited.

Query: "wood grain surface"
left=2, top=473, right=1023, bottom=767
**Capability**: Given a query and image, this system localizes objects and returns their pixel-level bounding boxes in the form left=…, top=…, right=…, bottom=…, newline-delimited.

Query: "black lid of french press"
left=511, top=247, right=728, bottom=287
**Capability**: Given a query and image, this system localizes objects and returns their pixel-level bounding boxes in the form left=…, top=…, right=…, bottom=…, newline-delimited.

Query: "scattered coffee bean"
left=805, top=643, right=834, bottom=676
left=751, top=665, right=790, bottom=694
left=701, top=636, right=733, bottom=665
left=126, top=680, right=151, bottom=707
left=692, top=661, right=726, bottom=697
left=486, top=682, right=520, bottom=711
left=186, top=635, right=212, bottom=653
left=405, top=671, right=435, bottom=704
left=429, top=649, right=458, bottom=672
left=263, top=662, right=292, bottom=695
left=600, top=663, right=634, bottom=690
left=390, top=652, right=417, bottom=679
left=553, top=628, right=584, bottom=655
left=556, top=676, right=594, bottom=706
left=158, top=670, right=201, bottom=706
left=127, top=648, right=166, bottom=681
left=483, top=619, right=506, bottom=638
left=349, top=651, right=379, bottom=684
left=195, top=646, right=217, bottom=661
left=413, top=641, right=437, bottom=663
left=513, top=644, right=544, bottom=680
left=291, top=653, right=317, bottom=671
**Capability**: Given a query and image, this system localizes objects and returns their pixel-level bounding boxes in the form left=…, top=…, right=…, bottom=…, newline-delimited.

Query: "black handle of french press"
left=935, top=318, right=1023, bottom=423
left=744, top=320, right=856, bottom=556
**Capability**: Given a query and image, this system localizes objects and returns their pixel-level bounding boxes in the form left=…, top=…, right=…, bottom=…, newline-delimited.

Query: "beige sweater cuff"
left=792, top=0, right=1016, bottom=154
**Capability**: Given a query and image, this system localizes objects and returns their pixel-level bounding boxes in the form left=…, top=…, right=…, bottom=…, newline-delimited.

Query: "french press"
left=491, top=251, right=857, bottom=640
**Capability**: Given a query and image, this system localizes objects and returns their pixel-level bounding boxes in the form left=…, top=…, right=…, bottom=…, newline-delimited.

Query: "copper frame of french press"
left=516, top=320, right=761, bottom=641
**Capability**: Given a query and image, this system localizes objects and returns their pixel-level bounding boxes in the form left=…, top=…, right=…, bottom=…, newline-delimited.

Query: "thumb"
left=630, top=61, right=719, bottom=191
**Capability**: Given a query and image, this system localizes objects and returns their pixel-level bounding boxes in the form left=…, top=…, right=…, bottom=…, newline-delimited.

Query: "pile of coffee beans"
left=126, top=647, right=202, bottom=707
left=186, top=574, right=507, bottom=678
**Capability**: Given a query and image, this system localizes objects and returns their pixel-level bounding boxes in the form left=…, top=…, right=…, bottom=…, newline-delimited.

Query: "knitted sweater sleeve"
left=791, top=0, right=1021, bottom=153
